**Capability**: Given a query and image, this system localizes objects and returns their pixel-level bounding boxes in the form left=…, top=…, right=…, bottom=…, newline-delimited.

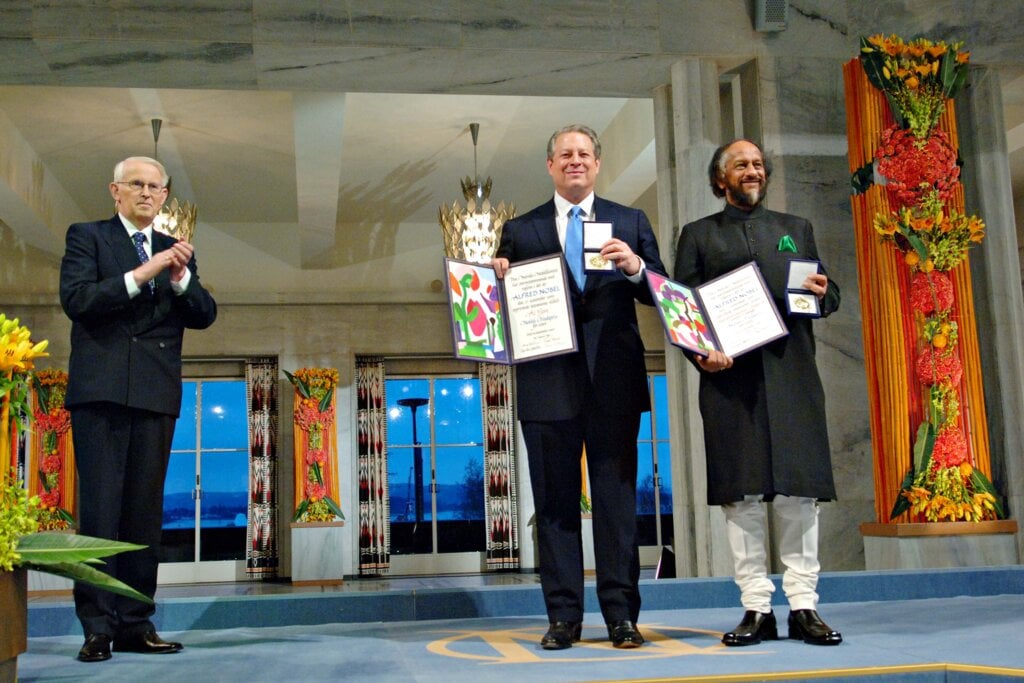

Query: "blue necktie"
left=566, top=206, right=585, bottom=290
left=132, top=232, right=155, bottom=292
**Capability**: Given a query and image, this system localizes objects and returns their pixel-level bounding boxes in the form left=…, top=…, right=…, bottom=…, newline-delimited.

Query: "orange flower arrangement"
left=859, top=35, right=1001, bottom=522
left=32, top=369, right=74, bottom=530
left=286, top=367, right=344, bottom=522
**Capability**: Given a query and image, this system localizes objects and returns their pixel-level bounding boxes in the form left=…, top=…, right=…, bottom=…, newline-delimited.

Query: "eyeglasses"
left=116, top=180, right=166, bottom=194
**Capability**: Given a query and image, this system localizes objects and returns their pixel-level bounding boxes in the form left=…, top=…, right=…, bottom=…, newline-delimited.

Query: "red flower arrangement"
left=931, top=428, right=969, bottom=468
left=31, top=369, right=74, bottom=530
left=909, top=271, right=953, bottom=315
left=914, top=347, right=963, bottom=387
left=875, top=125, right=959, bottom=209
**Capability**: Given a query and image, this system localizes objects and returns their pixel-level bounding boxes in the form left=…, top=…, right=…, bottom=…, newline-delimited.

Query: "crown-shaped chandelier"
left=439, top=122, right=515, bottom=264
left=150, top=118, right=198, bottom=243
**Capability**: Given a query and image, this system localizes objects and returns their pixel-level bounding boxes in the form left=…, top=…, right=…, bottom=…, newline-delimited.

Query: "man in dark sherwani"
left=674, top=139, right=843, bottom=648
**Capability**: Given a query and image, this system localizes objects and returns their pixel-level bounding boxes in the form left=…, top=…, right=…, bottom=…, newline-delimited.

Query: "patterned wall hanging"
left=356, top=356, right=390, bottom=575
left=480, top=363, right=519, bottom=569
left=245, top=358, right=279, bottom=578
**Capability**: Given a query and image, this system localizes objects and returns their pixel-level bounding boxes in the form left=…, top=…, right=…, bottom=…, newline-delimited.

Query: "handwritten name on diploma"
left=504, top=259, right=574, bottom=358
left=699, top=268, right=781, bottom=355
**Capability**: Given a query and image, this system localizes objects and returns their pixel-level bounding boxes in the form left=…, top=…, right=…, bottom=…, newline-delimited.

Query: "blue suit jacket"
left=496, top=196, right=666, bottom=421
left=59, top=216, right=217, bottom=417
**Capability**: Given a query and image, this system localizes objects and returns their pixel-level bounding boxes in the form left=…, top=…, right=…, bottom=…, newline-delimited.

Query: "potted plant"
left=1, top=313, right=150, bottom=677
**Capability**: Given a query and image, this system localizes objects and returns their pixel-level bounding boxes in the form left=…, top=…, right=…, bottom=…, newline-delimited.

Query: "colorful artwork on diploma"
left=646, top=271, right=717, bottom=356
left=446, top=260, right=507, bottom=362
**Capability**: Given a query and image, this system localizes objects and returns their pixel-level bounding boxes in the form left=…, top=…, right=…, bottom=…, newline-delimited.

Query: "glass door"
left=386, top=376, right=486, bottom=574
left=159, top=379, right=250, bottom=583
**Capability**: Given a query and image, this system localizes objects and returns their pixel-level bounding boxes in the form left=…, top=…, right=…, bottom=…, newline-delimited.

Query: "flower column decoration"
left=0, top=314, right=49, bottom=488
left=845, top=35, right=1001, bottom=523
left=30, top=370, right=75, bottom=530
left=286, top=368, right=344, bottom=522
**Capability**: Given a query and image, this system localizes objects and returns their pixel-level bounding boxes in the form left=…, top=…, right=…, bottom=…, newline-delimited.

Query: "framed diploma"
left=444, top=254, right=578, bottom=364
left=785, top=259, right=822, bottom=317
left=647, top=262, right=788, bottom=358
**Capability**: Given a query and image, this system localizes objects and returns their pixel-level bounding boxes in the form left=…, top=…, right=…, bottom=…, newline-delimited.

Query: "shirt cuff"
left=172, top=268, right=191, bottom=295
left=124, top=272, right=142, bottom=298
left=625, top=257, right=646, bottom=284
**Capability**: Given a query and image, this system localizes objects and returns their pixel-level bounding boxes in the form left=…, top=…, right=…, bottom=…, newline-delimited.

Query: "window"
left=637, top=374, right=673, bottom=548
left=386, top=376, right=485, bottom=555
left=161, top=379, right=250, bottom=563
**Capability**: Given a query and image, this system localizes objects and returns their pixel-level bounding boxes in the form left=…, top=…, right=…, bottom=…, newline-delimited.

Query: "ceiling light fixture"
left=150, top=118, right=198, bottom=243
left=439, top=122, right=515, bottom=263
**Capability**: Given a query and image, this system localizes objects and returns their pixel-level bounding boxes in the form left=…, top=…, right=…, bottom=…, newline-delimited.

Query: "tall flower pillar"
left=844, top=36, right=1017, bottom=568
left=286, top=368, right=345, bottom=585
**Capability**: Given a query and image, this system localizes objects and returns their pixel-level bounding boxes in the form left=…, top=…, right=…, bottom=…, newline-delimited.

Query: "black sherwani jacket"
left=674, top=204, right=839, bottom=505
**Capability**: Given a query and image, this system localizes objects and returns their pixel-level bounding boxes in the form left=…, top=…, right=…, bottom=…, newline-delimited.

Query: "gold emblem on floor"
left=427, top=625, right=761, bottom=664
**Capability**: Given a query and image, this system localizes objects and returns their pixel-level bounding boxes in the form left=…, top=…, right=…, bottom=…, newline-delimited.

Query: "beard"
left=726, top=179, right=766, bottom=208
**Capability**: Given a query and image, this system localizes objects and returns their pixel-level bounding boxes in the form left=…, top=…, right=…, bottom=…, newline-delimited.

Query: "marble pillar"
left=290, top=521, right=345, bottom=586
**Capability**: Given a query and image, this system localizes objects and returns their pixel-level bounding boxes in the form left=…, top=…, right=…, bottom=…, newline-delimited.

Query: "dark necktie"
left=566, top=206, right=585, bottom=290
left=132, top=231, right=154, bottom=292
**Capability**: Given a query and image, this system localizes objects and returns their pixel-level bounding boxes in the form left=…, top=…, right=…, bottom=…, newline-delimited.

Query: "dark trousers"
left=71, top=403, right=175, bottom=638
left=521, top=406, right=641, bottom=625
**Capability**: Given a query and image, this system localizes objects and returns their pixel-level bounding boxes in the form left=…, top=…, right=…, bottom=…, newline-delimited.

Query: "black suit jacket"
left=496, top=197, right=666, bottom=421
left=59, top=216, right=218, bottom=417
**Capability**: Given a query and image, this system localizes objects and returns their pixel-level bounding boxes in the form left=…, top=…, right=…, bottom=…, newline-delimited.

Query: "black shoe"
left=722, top=610, right=778, bottom=646
left=540, top=621, right=582, bottom=650
left=607, top=620, right=644, bottom=648
left=77, top=634, right=112, bottom=662
left=113, top=630, right=183, bottom=654
left=788, top=609, right=842, bottom=645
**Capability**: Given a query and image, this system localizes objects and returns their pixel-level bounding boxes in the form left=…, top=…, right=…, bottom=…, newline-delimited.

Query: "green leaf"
left=317, top=388, right=333, bottom=413
left=903, top=232, right=930, bottom=265
left=292, top=499, right=309, bottom=522
left=21, top=560, right=152, bottom=604
left=859, top=41, right=890, bottom=92
left=969, top=469, right=1005, bottom=519
left=284, top=369, right=311, bottom=399
left=324, top=496, right=345, bottom=521
left=16, top=532, right=146, bottom=565
left=889, top=466, right=915, bottom=520
left=912, top=421, right=935, bottom=474
left=32, top=373, right=49, bottom=408
left=310, top=462, right=324, bottom=486
left=851, top=163, right=875, bottom=194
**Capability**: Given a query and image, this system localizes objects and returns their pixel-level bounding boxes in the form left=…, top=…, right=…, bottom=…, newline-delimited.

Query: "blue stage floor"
left=19, top=567, right=1024, bottom=682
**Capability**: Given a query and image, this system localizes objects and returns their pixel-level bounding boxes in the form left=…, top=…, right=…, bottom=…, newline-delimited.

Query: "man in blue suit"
left=492, top=124, right=666, bottom=650
left=60, top=156, right=217, bottom=662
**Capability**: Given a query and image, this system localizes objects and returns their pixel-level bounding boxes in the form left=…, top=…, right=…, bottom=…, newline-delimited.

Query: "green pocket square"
left=777, top=235, right=797, bottom=253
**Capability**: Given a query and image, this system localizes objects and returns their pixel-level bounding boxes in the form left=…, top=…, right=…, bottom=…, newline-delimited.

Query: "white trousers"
left=722, top=494, right=820, bottom=612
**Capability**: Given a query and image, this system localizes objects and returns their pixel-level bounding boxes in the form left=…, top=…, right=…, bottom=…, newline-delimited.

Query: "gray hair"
left=708, top=139, right=772, bottom=198
left=546, top=124, right=602, bottom=160
left=113, top=156, right=169, bottom=187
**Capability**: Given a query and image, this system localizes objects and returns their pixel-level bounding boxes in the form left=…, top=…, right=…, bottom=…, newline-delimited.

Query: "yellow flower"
left=0, top=328, right=49, bottom=373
